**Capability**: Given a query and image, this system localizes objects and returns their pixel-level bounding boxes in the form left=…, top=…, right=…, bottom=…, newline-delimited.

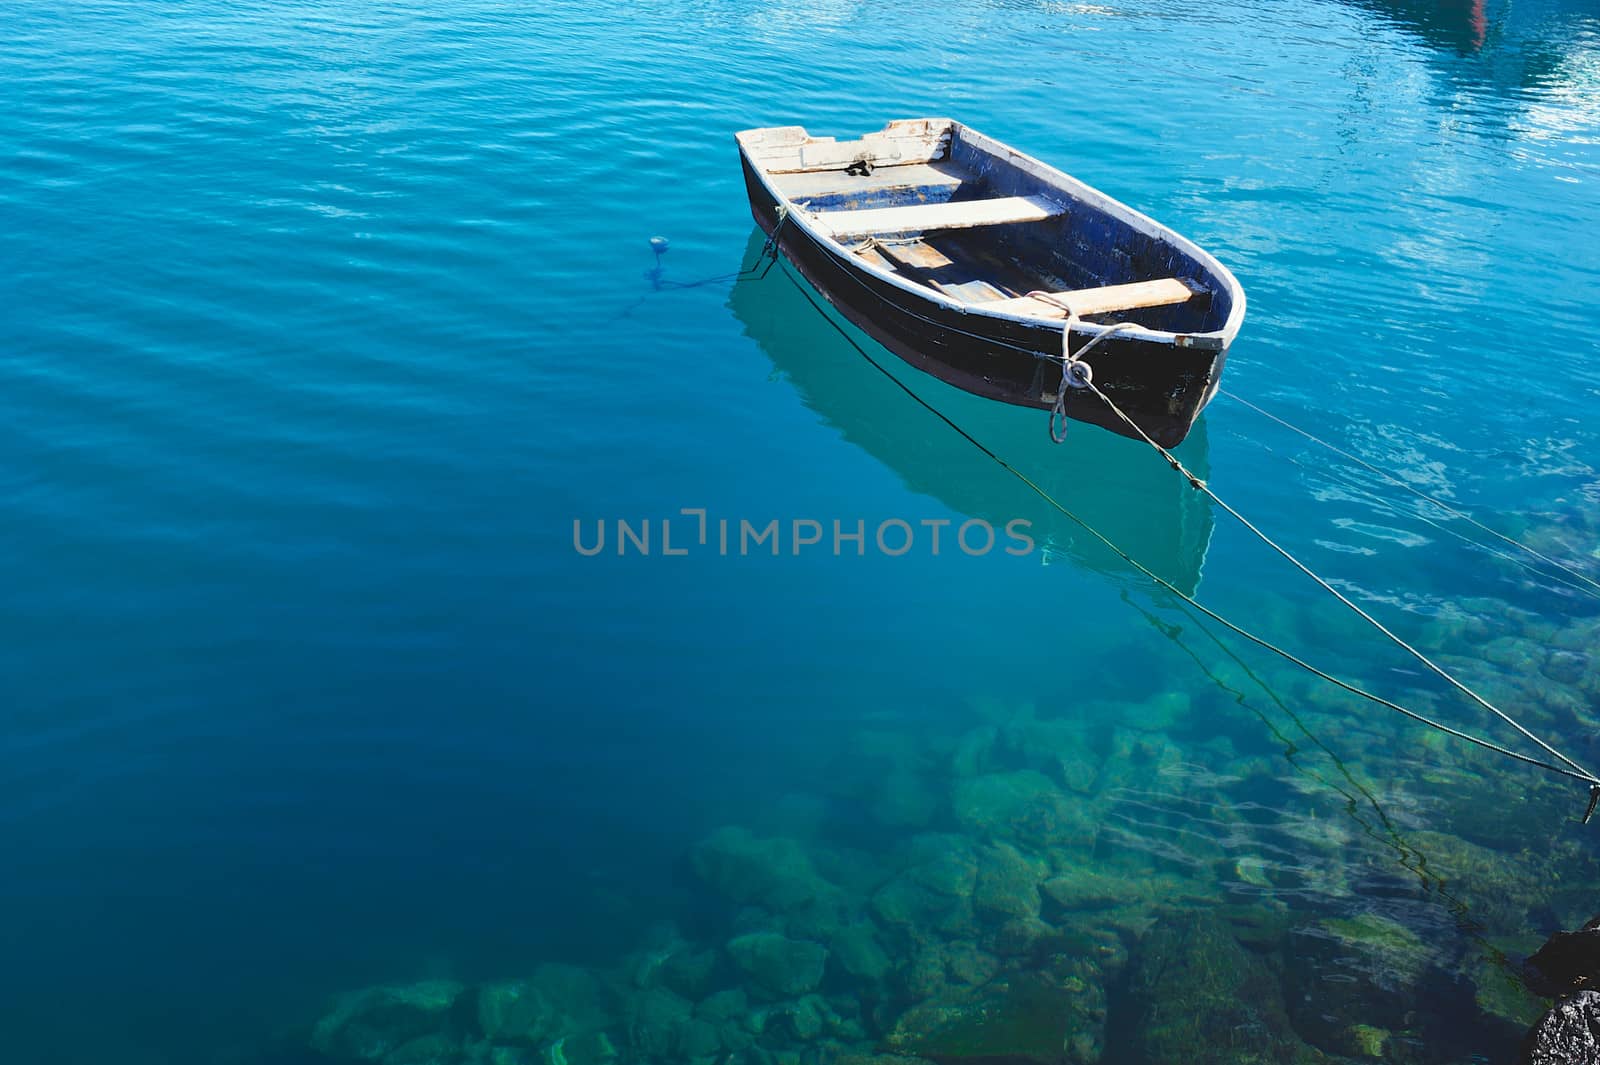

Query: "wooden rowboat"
left=734, top=119, right=1246, bottom=447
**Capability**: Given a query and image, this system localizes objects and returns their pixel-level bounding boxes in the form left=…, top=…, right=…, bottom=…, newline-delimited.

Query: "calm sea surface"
left=4, top=1, right=1600, bottom=1062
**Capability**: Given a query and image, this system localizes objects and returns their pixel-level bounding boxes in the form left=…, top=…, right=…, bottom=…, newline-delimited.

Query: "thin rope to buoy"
left=758, top=262, right=1600, bottom=813
left=1220, top=390, right=1600, bottom=601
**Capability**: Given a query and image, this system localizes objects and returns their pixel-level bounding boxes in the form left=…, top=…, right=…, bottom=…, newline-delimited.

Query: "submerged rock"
left=943, top=940, right=1000, bottom=988
left=872, top=834, right=978, bottom=936
left=1522, top=989, right=1600, bottom=1064
left=1038, top=866, right=1184, bottom=916
left=696, top=987, right=749, bottom=1022
left=1120, top=913, right=1322, bottom=1065
left=950, top=725, right=999, bottom=779
left=478, top=982, right=554, bottom=1045
left=559, top=1030, right=620, bottom=1065
left=1475, top=951, right=1548, bottom=1031
left=479, top=965, right=610, bottom=1046
left=952, top=771, right=1093, bottom=851
left=990, top=915, right=1057, bottom=958
left=310, top=980, right=468, bottom=1062
left=692, top=827, right=831, bottom=914
left=830, top=925, right=893, bottom=985
left=658, top=947, right=722, bottom=1000
left=726, top=932, right=828, bottom=998
left=382, top=1032, right=461, bottom=1065
left=997, top=715, right=1102, bottom=795
left=885, top=971, right=1104, bottom=1065
left=623, top=987, right=694, bottom=1059
left=1318, top=912, right=1433, bottom=986
left=1282, top=913, right=1431, bottom=1060
left=972, top=841, right=1047, bottom=920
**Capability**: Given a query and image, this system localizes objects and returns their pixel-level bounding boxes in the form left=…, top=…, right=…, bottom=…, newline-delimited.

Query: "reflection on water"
left=1343, top=0, right=1600, bottom=98
left=727, top=232, right=1217, bottom=596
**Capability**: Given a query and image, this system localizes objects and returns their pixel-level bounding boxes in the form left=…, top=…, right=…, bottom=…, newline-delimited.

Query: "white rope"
left=1065, top=364, right=1600, bottom=789
left=764, top=259, right=1600, bottom=817
left=1028, top=291, right=1142, bottom=444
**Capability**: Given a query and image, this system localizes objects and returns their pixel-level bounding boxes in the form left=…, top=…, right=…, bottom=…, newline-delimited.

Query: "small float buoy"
left=649, top=236, right=670, bottom=256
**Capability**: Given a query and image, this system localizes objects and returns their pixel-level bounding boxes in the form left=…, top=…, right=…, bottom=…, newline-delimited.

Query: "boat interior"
left=744, top=122, right=1235, bottom=336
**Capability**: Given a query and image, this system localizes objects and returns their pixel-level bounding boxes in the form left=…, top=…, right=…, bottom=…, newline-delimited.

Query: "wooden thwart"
left=982, top=277, right=1202, bottom=318
left=812, top=195, right=1065, bottom=242
left=936, top=279, right=1010, bottom=303
left=771, top=161, right=969, bottom=203
left=876, top=240, right=955, bottom=271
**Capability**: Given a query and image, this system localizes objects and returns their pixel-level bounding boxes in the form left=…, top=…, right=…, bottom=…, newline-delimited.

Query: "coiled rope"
left=1023, top=292, right=1143, bottom=445
left=755, top=260, right=1599, bottom=818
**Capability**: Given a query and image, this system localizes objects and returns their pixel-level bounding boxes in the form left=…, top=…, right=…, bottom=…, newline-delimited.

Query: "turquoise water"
left=4, top=0, right=1600, bottom=1062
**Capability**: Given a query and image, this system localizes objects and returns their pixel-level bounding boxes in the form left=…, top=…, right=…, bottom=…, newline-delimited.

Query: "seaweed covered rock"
left=972, top=841, right=1047, bottom=920
left=310, top=980, right=469, bottom=1062
left=726, top=932, right=828, bottom=998
left=830, top=924, right=893, bottom=985
left=953, top=771, right=1094, bottom=852
left=1281, top=913, right=1432, bottom=1060
left=885, top=970, right=1105, bottom=1065
left=1522, top=989, right=1600, bottom=1064
left=872, top=834, right=979, bottom=936
left=996, top=715, right=1102, bottom=795
left=1119, top=913, right=1323, bottom=1065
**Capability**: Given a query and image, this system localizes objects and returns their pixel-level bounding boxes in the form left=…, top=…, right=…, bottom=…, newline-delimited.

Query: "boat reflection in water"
left=728, top=231, right=1215, bottom=596
left=1342, top=0, right=1598, bottom=80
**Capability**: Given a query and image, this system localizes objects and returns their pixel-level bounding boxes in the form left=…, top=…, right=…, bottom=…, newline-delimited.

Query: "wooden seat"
left=771, top=161, right=969, bottom=203
left=811, top=195, right=1065, bottom=241
left=875, top=240, right=954, bottom=270
left=981, top=277, right=1203, bottom=318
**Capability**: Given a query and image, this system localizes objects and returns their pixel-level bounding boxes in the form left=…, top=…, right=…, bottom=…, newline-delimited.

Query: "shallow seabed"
left=3, top=0, right=1600, bottom=1063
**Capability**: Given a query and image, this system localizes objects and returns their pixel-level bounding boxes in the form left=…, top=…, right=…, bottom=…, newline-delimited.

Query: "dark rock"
left=1117, top=912, right=1323, bottom=1065
left=1282, top=913, right=1430, bottom=1058
left=885, top=970, right=1103, bottom=1065
left=660, top=947, right=723, bottom=1000
left=727, top=932, right=828, bottom=997
left=1525, top=914, right=1600, bottom=997
left=1522, top=989, right=1600, bottom=1064
left=623, top=987, right=693, bottom=1058
left=698, top=988, right=749, bottom=1022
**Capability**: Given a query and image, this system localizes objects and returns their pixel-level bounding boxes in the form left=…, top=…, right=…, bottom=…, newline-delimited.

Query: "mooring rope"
left=1219, top=390, right=1600, bottom=601
left=1048, top=338, right=1600, bottom=796
left=1225, top=424, right=1600, bottom=603
left=1022, top=292, right=1143, bottom=445
left=754, top=261, right=1600, bottom=816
